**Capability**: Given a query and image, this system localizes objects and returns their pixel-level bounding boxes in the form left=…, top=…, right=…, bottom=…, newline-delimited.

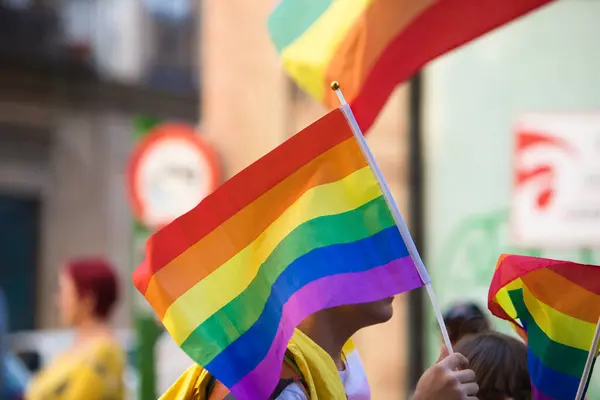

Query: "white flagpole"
left=575, top=316, right=600, bottom=400
left=330, top=81, right=454, bottom=355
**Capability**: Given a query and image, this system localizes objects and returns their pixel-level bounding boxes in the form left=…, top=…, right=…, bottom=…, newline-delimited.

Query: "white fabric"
left=341, top=349, right=371, bottom=400
left=155, top=332, right=195, bottom=394
left=276, top=383, right=307, bottom=400
left=276, top=349, right=371, bottom=400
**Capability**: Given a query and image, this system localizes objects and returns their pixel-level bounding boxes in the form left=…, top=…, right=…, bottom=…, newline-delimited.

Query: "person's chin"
left=379, top=305, right=395, bottom=322
left=370, top=297, right=395, bottom=324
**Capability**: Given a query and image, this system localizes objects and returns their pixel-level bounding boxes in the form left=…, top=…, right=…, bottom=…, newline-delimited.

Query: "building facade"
left=0, top=0, right=414, bottom=397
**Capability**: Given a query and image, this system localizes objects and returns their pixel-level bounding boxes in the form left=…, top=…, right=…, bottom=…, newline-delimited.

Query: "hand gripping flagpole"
left=330, top=81, right=454, bottom=356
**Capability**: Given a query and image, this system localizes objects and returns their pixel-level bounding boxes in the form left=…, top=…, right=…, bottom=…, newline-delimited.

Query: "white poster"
left=511, top=112, right=600, bottom=248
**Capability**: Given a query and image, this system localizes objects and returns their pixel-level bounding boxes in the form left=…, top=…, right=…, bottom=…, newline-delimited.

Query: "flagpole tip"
left=330, top=81, right=340, bottom=91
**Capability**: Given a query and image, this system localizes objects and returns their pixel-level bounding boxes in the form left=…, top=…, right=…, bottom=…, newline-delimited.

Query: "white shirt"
left=275, top=349, right=371, bottom=400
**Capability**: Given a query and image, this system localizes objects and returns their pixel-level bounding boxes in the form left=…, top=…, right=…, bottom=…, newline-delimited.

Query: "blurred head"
left=443, top=301, right=491, bottom=345
left=56, top=258, right=119, bottom=326
left=454, top=332, right=531, bottom=400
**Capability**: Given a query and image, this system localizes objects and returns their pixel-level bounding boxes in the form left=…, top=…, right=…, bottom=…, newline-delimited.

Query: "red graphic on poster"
left=510, top=112, right=600, bottom=248
left=513, top=130, right=575, bottom=211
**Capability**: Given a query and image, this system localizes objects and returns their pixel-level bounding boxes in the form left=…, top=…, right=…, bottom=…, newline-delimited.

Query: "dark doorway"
left=0, top=194, right=40, bottom=332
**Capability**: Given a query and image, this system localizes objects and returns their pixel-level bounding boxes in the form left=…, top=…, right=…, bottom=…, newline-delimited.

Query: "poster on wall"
left=510, top=112, right=600, bottom=248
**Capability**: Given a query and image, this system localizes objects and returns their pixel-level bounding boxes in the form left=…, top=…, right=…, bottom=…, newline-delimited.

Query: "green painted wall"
left=423, top=1, right=600, bottom=396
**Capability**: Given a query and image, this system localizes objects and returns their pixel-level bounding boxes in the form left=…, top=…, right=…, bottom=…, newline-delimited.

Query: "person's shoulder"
left=84, top=337, right=125, bottom=368
left=159, top=364, right=208, bottom=400
left=86, top=336, right=122, bottom=353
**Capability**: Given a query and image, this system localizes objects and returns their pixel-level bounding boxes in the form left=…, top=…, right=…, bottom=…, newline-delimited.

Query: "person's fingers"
left=465, top=396, right=479, bottom=400
left=439, top=352, right=469, bottom=370
left=455, top=368, right=476, bottom=383
left=459, top=382, right=479, bottom=396
left=437, top=345, right=449, bottom=362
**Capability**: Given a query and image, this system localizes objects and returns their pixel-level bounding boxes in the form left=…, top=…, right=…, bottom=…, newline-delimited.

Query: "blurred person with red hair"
left=26, top=258, right=125, bottom=400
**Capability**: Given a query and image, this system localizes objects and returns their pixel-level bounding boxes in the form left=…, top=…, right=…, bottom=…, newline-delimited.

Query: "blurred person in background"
left=454, top=331, right=530, bottom=400
left=4, top=353, right=31, bottom=400
left=443, top=301, right=492, bottom=346
left=26, top=258, right=124, bottom=400
left=1, top=285, right=30, bottom=400
left=405, top=301, right=489, bottom=399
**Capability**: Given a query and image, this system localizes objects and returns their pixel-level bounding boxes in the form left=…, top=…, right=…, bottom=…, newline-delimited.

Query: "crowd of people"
left=1, top=257, right=532, bottom=400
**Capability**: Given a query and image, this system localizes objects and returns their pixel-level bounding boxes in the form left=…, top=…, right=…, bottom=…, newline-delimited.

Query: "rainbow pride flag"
left=133, top=107, right=426, bottom=399
left=488, top=254, right=600, bottom=400
left=268, top=0, right=555, bottom=131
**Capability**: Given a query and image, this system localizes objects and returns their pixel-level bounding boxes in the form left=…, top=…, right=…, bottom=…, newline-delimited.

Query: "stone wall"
left=0, top=101, right=133, bottom=329
left=0, top=73, right=198, bottom=331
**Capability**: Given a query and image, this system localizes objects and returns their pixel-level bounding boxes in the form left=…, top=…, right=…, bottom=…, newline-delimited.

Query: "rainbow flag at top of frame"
left=267, top=0, right=555, bottom=132
left=488, top=254, right=600, bottom=400
left=133, top=106, right=427, bottom=399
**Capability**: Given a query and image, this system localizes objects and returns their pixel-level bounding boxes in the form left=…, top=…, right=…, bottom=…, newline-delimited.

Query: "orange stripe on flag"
left=145, top=138, right=368, bottom=317
left=322, top=0, right=435, bottom=108
left=522, top=268, right=600, bottom=324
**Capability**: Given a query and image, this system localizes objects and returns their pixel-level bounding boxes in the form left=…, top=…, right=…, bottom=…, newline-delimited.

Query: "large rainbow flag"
left=268, top=0, right=555, bottom=131
left=488, top=254, right=600, bottom=400
left=133, top=107, right=426, bottom=399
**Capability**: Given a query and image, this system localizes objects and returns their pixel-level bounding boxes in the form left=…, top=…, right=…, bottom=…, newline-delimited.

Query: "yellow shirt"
left=160, top=329, right=347, bottom=400
left=26, top=338, right=125, bottom=400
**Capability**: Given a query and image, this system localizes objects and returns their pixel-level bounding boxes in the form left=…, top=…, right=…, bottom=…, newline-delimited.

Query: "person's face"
left=56, top=270, right=93, bottom=326
left=337, top=296, right=396, bottom=327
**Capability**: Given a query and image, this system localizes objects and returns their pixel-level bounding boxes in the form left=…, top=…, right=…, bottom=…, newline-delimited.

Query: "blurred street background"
left=0, top=0, right=599, bottom=399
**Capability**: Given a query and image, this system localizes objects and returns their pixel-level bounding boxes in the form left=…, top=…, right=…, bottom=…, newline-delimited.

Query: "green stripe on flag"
left=267, top=0, right=332, bottom=53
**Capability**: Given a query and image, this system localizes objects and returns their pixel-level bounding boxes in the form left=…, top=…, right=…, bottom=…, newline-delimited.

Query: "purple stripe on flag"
left=229, top=256, right=423, bottom=399
left=532, top=384, right=554, bottom=400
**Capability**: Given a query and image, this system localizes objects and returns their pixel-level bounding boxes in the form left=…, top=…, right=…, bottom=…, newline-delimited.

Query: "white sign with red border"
left=510, top=112, right=600, bottom=248
left=127, top=123, right=220, bottom=229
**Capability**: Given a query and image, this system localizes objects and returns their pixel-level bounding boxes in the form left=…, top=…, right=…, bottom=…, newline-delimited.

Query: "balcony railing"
left=0, top=0, right=198, bottom=94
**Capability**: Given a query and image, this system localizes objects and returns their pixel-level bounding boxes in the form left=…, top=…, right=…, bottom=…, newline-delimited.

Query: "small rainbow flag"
left=133, top=107, right=426, bottom=399
left=268, top=0, right=555, bottom=131
left=488, top=254, right=600, bottom=400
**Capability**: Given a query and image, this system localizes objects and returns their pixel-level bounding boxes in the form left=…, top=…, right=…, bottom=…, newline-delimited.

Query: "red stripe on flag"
left=352, top=0, right=554, bottom=131
left=135, top=108, right=353, bottom=293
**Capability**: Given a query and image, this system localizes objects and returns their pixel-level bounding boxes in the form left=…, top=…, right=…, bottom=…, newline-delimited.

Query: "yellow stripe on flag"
left=281, top=0, right=374, bottom=101
left=494, top=279, right=522, bottom=320
left=522, top=284, right=597, bottom=351
left=164, top=167, right=382, bottom=344
left=495, top=287, right=518, bottom=320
